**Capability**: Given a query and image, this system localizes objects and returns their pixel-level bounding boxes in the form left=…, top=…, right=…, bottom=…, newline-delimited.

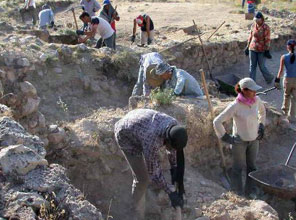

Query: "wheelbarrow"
left=249, top=141, right=296, bottom=200
left=215, top=73, right=241, bottom=96
left=215, top=73, right=277, bottom=97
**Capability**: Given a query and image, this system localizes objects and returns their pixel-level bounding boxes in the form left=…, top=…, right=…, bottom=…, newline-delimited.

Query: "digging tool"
left=256, top=87, right=277, bottom=96
left=194, top=20, right=214, bottom=81
left=207, top=21, right=226, bottom=41
left=64, top=5, right=83, bottom=30
left=200, top=69, right=231, bottom=188
left=110, top=5, right=118, bottom=24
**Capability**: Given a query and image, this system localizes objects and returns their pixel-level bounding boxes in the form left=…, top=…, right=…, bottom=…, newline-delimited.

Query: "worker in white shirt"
left=20, top=0, right=37, bottom=25
left=213, top=77, right=266, bottom=198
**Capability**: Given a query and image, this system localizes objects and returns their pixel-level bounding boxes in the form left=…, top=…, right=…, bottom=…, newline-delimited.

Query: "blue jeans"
left=249, top=50, right=274, bottom=83
left=242, top=0, right=245, bottom=8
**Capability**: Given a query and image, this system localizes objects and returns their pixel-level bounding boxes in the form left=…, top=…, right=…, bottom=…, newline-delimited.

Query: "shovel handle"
left=285, top=141, right=296, bottom=166
left=72, top=9, right=79, bottom=30
left=176, top=207, right=182, bottom=220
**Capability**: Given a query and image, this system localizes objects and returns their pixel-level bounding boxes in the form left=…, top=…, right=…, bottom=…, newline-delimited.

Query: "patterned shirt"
left=248, top=22, right=271, bottom=52
left=114, top=109, right=177, bottom=193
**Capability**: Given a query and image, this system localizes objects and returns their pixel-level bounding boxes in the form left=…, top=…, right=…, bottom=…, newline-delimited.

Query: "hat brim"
left=248, top=84, right=262, bottom=91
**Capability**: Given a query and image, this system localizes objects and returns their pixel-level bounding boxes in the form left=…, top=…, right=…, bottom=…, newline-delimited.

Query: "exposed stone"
left=0, top=144, right=48, bottom=175
left=0, top=117, right=46, bottom=156
left=48, top=125, right=66, bottom=144
left=21, top=97, right=40, bottom=117
left=19, top=81, right=37, bottom=97
left=16, top=58, right=30, bottom=67
left=7, top=192, right=49, bottom=211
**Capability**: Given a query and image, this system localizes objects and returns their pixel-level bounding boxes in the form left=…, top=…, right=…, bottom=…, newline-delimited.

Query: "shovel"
left=256, top=87, right=277, bottom=96
left=200, top=69, right=231, bottom=189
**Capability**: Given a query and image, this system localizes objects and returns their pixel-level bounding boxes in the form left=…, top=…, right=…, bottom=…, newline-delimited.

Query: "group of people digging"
left=117, top=10, right=296, bottom=219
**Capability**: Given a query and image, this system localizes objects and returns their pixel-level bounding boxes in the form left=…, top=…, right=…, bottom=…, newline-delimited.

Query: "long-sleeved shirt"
left=80, top=0, right=101, bottom=17
left=248, top=22, right=271, bottom=52
left=114, top=109, right=177, bottom=193
left=39, top=9, right=54, bottom=28
left=164, top=67, right=203, bottom=97
left=141, top=52, right=164, bottom=96
left=213, top=96, right=266, bottom=141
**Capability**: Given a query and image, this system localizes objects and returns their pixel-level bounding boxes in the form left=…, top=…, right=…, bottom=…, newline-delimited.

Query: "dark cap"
left=254, top=11, right=264, bottom=19
left=166, top=125, right=188, bottom=150
left=287, top=39, right=296, bottom=46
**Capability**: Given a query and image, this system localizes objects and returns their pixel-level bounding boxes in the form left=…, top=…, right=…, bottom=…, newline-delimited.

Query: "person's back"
left=39, top=9, right=54, bottom=28
left=91, top=16, right=114, bottom=39
left=115, top=109, right=177, bottom=153
left=284, top=53, right=296, bottom=78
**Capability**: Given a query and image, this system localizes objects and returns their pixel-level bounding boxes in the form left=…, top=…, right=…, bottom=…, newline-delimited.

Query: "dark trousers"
left=231, top=140, right=259, bottom=195
left=20, top=6, right=37, bottom=25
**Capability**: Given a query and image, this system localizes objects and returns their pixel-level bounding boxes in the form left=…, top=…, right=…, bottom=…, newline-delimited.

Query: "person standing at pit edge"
left=131, top=14, right=154, bottom=46
left=19, top=0, right=37, bottom=26
left=245, top=11, right=274, bottom=84
left=214, top=78, right=266, bottom=198
left=114, top=109, right=187, bottom=220
left=275, top=39, right=296, bottom=123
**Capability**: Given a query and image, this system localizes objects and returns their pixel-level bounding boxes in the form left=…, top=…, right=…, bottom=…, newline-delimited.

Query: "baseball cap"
left=155, top=63, right=171, bottom=75
left=103, top=0, right=110, bottom=6
left=254, top=11, right=264, bottom=20
left=287, top=39, right=296, bottom=46
left=239, top=77, right=262, bottom=91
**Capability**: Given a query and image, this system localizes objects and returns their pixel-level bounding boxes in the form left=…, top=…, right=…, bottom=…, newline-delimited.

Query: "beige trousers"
left=122, top=151, right=149, bottom=220
left=141, top=30, right=154, bottom=45
left=282, top=77, right=296, bottom=122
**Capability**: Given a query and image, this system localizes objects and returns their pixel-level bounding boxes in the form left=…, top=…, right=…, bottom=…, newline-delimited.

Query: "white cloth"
left=80, top=0, right=101, bottom=17
left=93, top=17, right=114, bottom=39
left=25, top=0, right=36, bottom=8
left=213, top=96, right=266, bottom=141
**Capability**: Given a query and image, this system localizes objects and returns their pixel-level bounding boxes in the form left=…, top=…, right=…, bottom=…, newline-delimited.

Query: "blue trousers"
left=249, top=50, right=274, bottom=83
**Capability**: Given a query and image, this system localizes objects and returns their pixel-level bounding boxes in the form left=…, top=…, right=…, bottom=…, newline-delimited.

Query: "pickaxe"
left=64, top=5, right=84, bottom=30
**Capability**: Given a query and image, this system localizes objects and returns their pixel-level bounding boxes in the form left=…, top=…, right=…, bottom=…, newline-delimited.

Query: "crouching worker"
left=39, top=4, right=54, bottom=30
left=132, top=52, right=164, bottom=96
left=155, top=63, right=203, bottom=97
left=78, top=12, right=115, bottom=49
left=114, top=109, right=187, bottom=220
left=131, top=14, right=154, bottom=46
left=213, top=78, right=266, bottom=198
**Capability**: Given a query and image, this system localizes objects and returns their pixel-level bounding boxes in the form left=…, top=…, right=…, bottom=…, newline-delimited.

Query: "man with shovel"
left=115, top=109, right=186, bottom=220
left=78, top=12, right=115, bottom=49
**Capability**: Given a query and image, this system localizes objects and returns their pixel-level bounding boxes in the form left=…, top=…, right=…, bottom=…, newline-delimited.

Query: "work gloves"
left=49, top=21, right=54, bottom=28
left=169, top=191, right=184, bottom=209
left=274, top=77, right=281, bottom=89
left=76, top=30, right=85, bottom=35
left=147, top=38, right=152, bottom=45
left=131, top=35, right=136, bottom=43
left=244, top=46, right=249, bottom=56
left=257, top=123, right=265, bottom=140
left=221, top=133, right=242, bottom=145
left=264, top=50, right=272, bottom=59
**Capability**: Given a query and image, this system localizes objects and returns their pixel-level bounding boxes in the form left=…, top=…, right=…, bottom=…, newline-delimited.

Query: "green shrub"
left=150, top=88, right=175, bottom=105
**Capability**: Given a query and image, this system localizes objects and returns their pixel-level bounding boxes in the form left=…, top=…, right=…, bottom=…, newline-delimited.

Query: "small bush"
left=38, top=191, right=68, bottom=220
left=150, top=88, right=175, bottom=105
